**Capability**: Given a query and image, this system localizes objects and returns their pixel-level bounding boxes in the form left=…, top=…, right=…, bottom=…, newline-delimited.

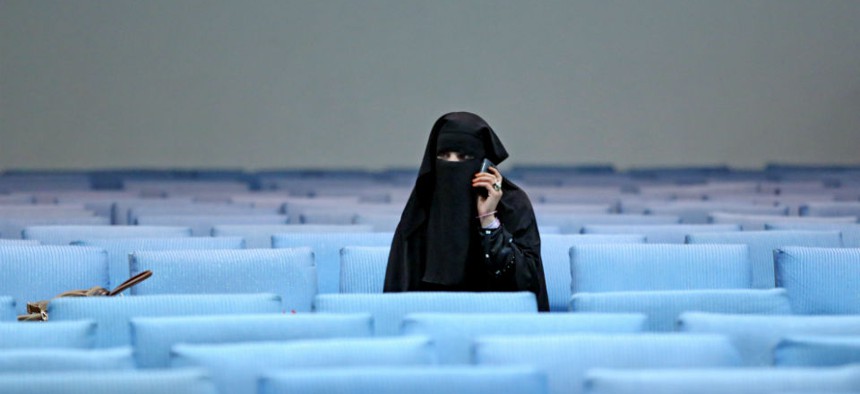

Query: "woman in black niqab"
left=384, top=112, right=549, bottom=311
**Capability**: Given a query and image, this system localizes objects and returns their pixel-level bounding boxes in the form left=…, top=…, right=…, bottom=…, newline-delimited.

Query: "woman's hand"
left=473, top=166, right=503, bottom=227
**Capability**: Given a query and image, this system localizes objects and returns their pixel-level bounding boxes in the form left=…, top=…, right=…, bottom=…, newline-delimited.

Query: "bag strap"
left=109, top=270, right=152, bottom=296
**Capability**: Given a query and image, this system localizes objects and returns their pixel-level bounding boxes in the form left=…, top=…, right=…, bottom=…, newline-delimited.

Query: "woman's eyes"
left=437, top=151, right=474, bottom=161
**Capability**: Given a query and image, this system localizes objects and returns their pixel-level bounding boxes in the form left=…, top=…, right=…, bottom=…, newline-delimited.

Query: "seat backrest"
left=314, top=292, right=538, bottom=335
left=129, top=248, right=316, bottom=312
left=73, top=237, right=245, bottom=288
left=767, top=222, right=860, bottom=247
left=570, top=244, right=750, bottom=293
left=212, top=224, right=374, bottom=248
left=48, top=293, right=282, bottom=347
left=0, top=296, right=14, bottom=321
left=582, top=224, right=741, bottom=243
left=340, top=246, right=390, bottom=293
left=800, top=201, right=860, bottom=217
left=0, top=369, right=218, bottom=394
left=0, top=239, right=40, bottom=246
left=686, top=230, right=843, bottom=288
left=775, top=246, right=860, bottom=314
left=0, top=347, right=134, bottom=372
left=0, top=216, right=109, bottom=239
left=272, top=233, right=392, bottom=294
left=536, top=214, right=680, bottom=235
left=641, top=202, right=789, bottom=224
left=0, top=320, right=96, bottom=349
left=0, top=245, right=108, bottom=315
left=135, top=214, right=288, bottom=236
left=475, top=334, right=741, bottom=394
left=354, top=212, right=403, bottom=232
left=402, top=312, right=646, bottom=364
left=775, top=335, right=860, bottom=367
left=710, top=212, right=856, bottom=230
left=131, top=313, right=373, bottom=368
left=22, top=225, right=191, bottom=245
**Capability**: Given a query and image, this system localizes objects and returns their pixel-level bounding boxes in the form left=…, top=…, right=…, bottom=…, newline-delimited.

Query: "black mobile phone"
left=479, top=158, right=495, bottom=174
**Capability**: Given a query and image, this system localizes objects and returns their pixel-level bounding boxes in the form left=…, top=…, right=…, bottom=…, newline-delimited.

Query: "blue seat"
left=0, top=246, right=108, bottom=315
left=474, top=334, right=741, bottom=394
left=541, top=234, right=645, bottom=311
left=0, top=217, right=110, bottom=240
left=259, top=366, right=549, bottom=394
left=314, top=292, right=538, bottom=335
left=48, top=293, right=281, bottom=347
left=0, top=369, right=217, bottom=394
left=686, top=231, right=843, bottom=288
left=129, top=248, right=316, bottom=312
left=0, top=321, right=96, bottom=349
left=135, top=214, right=288, bottom=236
left=571, top=289, right=792, bottom=331
left=678, top=312, right=860, bottom=366
left=272, top=233, right=392, bottom=294
left=132, top=313, right=373, bottom=368
left=775, top=247, right=860, bottom=314
left=767, top=223, right=860, bottom=247
left=0, top=297, right=14, bottom=321
left=402, top=313, right=646, bottom=364
left=775, top=336, right=860, bottom=367
left=710, top=212, right=856, bottom=231
left=212, top=224, right=374, bottom=248
left=570, top=244, right=751, bottom=293
left=354, top=212, right=404, bottom=232
left=800, top=202, right=860, bottom=217
left=171, top=336, right=435, bottom=394
left=73, top=237, right=245, bottom=289
left=0, top=239, right=40, bottom=246
left=340, top=246, right=389, bottom=293
left=533, top=214, right=680, bottom=234
left=581, top=224, right=741, bottom=243
left=584, top=365, right=860, bottom=394
left=0, top=347, right=134, bottom=372
left=640, top=201, right=789, bottom=224
left=22, top=225, right=191, bottom=245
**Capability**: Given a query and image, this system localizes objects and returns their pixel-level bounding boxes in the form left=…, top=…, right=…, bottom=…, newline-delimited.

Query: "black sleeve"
left=478, top=224, right=539, bottom=293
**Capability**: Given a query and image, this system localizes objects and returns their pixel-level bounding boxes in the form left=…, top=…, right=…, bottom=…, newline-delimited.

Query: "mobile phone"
left=479, top=158, right=495, bottom=174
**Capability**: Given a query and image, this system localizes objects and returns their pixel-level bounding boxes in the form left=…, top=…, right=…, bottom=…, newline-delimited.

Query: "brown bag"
left=17, top=270, right=153, bottom=322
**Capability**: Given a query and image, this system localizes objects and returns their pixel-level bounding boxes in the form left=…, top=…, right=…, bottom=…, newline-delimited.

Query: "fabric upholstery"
left=775, top=247, right=860, bottom=314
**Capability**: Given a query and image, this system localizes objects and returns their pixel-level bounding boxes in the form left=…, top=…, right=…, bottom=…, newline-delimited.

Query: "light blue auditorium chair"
left=0, top=297, right=14, bottom=321
left=340, top=246, right=389, bottom=293
left=0, top=217, right=110, bottom=239
left=0, top=246, right=108, bottom=315
left=72, top=237, right=245, bottom=289
left=775, top=336, right=860, bottom=367
left=767, top=223, right=860, bottom=247
left=475, top=334, right=741, bottom=394
left=686, top=231, right=843, bottom=288
left=542, top=234, right=645, bottom=312
left=259, top=366, right=549, bottom=394
left=22, top=225, right=191, bottom=245
left=314, top=292, right=538, bottom=335
left=131, top=313, right=373, bottom=368
left=135, top=214, right=288, bottom=236
left=402, top=312, right=646, bottom=364
left=534, top=214, right=680, bottom=234
left=354, top=212, right=404, bottom=232
left=0, top=369, right=217, bottom=394
left=212, top=224, right=374, bottom=248
left=272, top=233, right=392, bottom=294
left=581, top=224, right=741, bottom=243
left=48, top=293, right=282, bottom=347
left=571, top=289, right=792, bottom=331
left=583, top=366, right=860, bottom=394
left=775, top=246, right=860, bottom=314
left=0, top=347, right=134, bottom=372
left=800, top=202, right=860, bottom=217
left=570, top=244, right=751, bottom=293
left=298, top=209, right=358, bottom=225
left=0, top=321, right=96, bottom=349
left=0, top=239, right=40, bottom=245
left=170, top=336, right=435, bottom=394
left=129, top=248, right=316, bottom=312
left=710, top=212, right=856, bottom=231
left=677, top=312, right=860, bottom=366
left=639, top=201, right=790, bottom=224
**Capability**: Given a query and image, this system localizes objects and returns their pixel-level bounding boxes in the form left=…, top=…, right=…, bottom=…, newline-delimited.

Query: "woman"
left=384, top=111, right=549, bottom=311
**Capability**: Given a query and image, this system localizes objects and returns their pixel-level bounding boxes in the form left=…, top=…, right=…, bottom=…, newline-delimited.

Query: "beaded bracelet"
left=476, top=210, right=497, bottom=219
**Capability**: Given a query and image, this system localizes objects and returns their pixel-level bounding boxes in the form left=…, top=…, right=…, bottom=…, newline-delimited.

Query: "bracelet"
left=476, top=210, right=497, bottom=219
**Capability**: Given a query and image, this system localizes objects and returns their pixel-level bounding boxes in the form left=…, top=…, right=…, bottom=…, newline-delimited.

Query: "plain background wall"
left=1, top=0, right=859, bottom=171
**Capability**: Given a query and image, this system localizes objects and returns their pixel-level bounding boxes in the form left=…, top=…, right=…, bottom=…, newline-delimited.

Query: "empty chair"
left=571, top=289, right=792, bottom=331
left=767, top=223, right=860, bottom=247
left=129, top=249, right=316, bottom=312
left=22, top=225, right=191, bottom=245
left=775, top=336, right=860, bottom=367
left=171, top=336, right=435, bottom=394
left=0, top=239, right=40, bottom=245
left=131, top=313, right=373, bottom=368
left=581, top=224, right=741, bottom=243
left=314, top=292, right=538, bottom=335
left=0, top=347, right=134, bottom=372
left=584, top=365, right=860, bottom=394
left=0, top=321, right=96, bottom=349
left=775, top=247, right=860, bottom=314
left=534, top=214, right=679, bottom=234
left=686, top=231, right=843, bottom=288
left=73, top=237, right=245, bottom=288
left=0, top=246, right=108, bottom=315
left=135, top=214, right=288, bottom=236
left=640, top=201, right=790, bottom=224
left=340, top=246, right=390, bottom=293
left=0, top=216, right=109, bottom=239
left=678, top=313, right=860, bottom=366
left=800, top=202, right=860, bottom=217
left=570, top=244, right=751, bottom=293
left=212, top=224, right=374, bottom=248
left=0, top=369, right=217, bottom=394
left=297, top=209, right=358, bottom=225
left=48, top=293, right=281, bottom=347
left=272, top=233, right=392, bottom=294
left=0, top=297, right=14, bottom=321
left=710, top=212, right=856, bottom=231
left=259, top=366, right=549, bottom=394
left=354, top=212, right=403, bottom=232
left=475, top=334, right=741, bottom=394
left=541, top=234, right=646, bottom=312
left=402, top=313, right=646, bottom=364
